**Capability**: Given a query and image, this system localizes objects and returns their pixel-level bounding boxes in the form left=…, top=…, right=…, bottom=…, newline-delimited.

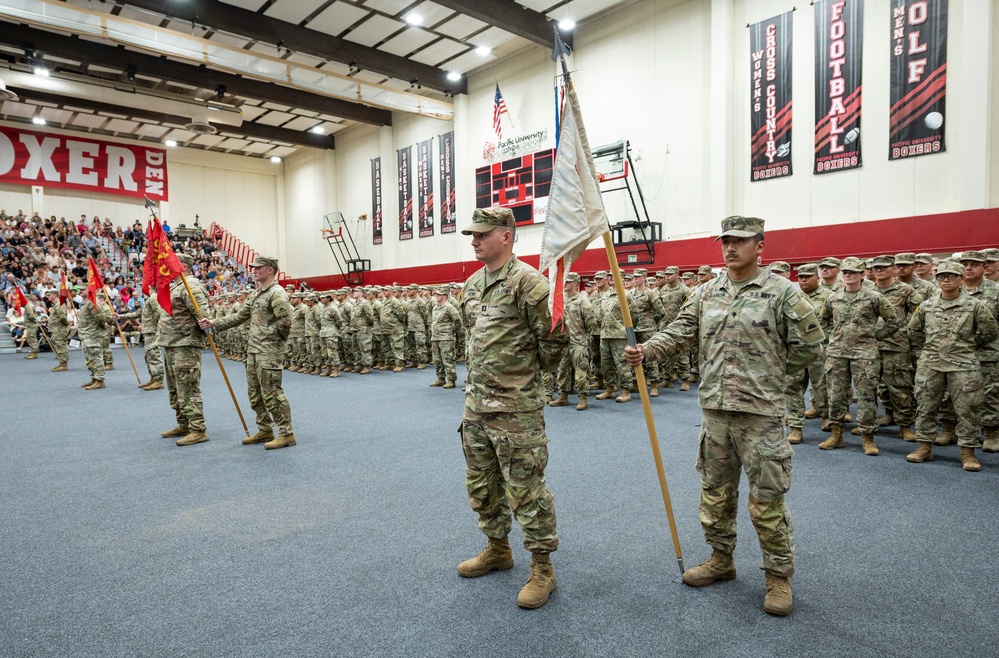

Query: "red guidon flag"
left=537, top=84, right=610, bottom=330
left=13, top=286, right=28, bottom=315
left=86, top=257, right=104, bottom=307
left=147, top=218, right=184, bottom=316
left=59, top=271, right=70, bottom=305
left=141, top=220, right=154, bottom=296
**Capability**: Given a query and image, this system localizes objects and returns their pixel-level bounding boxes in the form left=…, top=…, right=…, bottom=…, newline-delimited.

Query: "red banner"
left=0, top=126, right=168, bottom=201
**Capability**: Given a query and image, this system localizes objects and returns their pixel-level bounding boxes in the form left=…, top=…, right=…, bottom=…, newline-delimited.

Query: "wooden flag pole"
left=102, top=288, right=142, bottom=384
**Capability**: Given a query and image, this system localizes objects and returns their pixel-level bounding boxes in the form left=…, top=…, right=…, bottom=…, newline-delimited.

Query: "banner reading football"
left=889, top=0, right=947, bottom=160
left=371, top=157, right=383, bottom=245
left=749, top=12, right=793, bottom=181
left=0, top=126, right=168, bottom=201
left=439, top=132, right=456, bottom=234
left=397, top=147, right=413, bottom=241
left=417, top=138, right=434, bottom=238
left=814, top=0, right=864, bottom=174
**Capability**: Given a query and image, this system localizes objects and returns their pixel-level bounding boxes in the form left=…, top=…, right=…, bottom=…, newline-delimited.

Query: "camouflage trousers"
left=826, top=356, right=879, bottom=433
left=382, top=331, right=405, bottom=366
left=407, top=330, right=428, bottom=364
left=51, top=330, right=68, bottom=364
left=697, top=408, right=795, bottom=577
left=689, top=341, right=699, bottom=377
left=286, top=337, right=302, bottom=365
left=352, top=328, right=372, bottom=367
left=24, top=324, right=38, bottom=352
left=541, top=370, right=557, bottom=397
left=557, top=341, right=590, bottom=396
left=589, top=335, right=602, bottom=381
left=163, top=345, right=206, bottom=432
left=322, top=336, right=341, bottom=367
left=983, top=361, right=999, bottom=429
left=878, top=350, right=916, bottom=426
left=460, top=407, right=558, bottom=553
left=246, top=351, right=294, bottom=436
left=102, top=334, right=113, bottom=366
left=144, top=342, right=164, bottom=380
left=786, top=344, right=828, bottom=427
left=636, top=331, right=660, bottom=383
left=432, top=339, right=456, bottom=382
left=600, top=337, right=636, bottom=391
left=83, top=344, right=105, bottom=381
left=914, top=365, right=983, bottom=448
left=305, top=336, right=321, bottom=368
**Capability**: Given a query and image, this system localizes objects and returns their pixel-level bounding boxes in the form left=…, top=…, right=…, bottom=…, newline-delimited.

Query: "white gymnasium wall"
left=282, top=147, right=336, bottom=277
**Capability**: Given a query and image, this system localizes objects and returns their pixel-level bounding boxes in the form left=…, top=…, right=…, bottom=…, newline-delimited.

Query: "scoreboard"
left=475, top=148, right=555, bottom=225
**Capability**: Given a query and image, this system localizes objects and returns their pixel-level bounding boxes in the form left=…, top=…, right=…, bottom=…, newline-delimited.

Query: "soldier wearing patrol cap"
left=954, top=251, right=999, bottom=451
left=550, top=272, right=594, bottom=410
left=429, top=286, right=461, bottom=388
left=302, top=292, right=321, bottom=374
left=348, top=286, right=376, bottom=373
left=287, top=292, right=306, bottom=371
left=984, top=248, right=999, bottom=282
left=588, top=271, right=610, bottom=389
left=818, top=257, right=844, bottom=293
left=913, top=253, right=935, bottom=282
left=768, top=261, right=791, bottom=279
left=696, top=265, right=714, bottom=285
left=785, top=263, right=831, bottom=443
left=625, top=215, right=825, bottom=616
left=629, top=268, right=666, bottom=396
left=456, top=207, right=568, bottom=610
left=894, top=252, right=938, bottom=300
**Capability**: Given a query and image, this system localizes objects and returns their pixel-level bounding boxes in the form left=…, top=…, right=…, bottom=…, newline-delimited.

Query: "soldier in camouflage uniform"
left=456, top=208, right=567, bottom=610
left=818, top=257, right=902, bottom=455
left=768, top=261, right=791, bottom=279
left=302, top=293, right=321, bottom=375
left=100, top=291, right=114, bottom=370
left=785, top=264, right=831, bottom=444
left=657, top=267, right=692, bottom=390
left=287, top=293, right=306, bottom=371
left=596, top=282, right=635, bottom=403
left=818, top=257, right=844, bottom=293
left=202, top=256, right=296, bottom=450
left=428, top=287, right=460, bottom=388
left=317, top=291, right=339, bottom=376
left=21, top=294, right=39, bottom=358
left=118, top=291, right=165, bottom=390
left=550, top=272, right=593, bottom=411
left=630, top=268, right=666, bottom=396
left=985, top=248, right=999, bottom=283
left=340, top=288, right=358, bottom=372
left=625, top=216, right=824, bottom=617
left=894, top=252, right=938, bottom=302
left=405, top=284, right=428, bottom=369
left=77, top=295, right=112, bottom=389
left=913, top=253, right=936, bottom=283
left=348, top=287, right=376, bottom=374
left=158, top=253, right=211, bottom=447
left=379, top=286, right=407, bottom=372
left=906, top=260, right=999, bottom=471
left=44, top=289, right=70, bottom=371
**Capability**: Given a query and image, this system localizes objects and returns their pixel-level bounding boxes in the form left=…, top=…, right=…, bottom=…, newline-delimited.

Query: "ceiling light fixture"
left=33, top=67, right=49, bottom=77
left=309, top=126, right=325, bottom=134
left=446, top=71, right=461, bottom=82
left=164, top=139, right=178, bottom=147
left=270, top=155, right=282, bottom=163
left=558, top=18, right=576, bottom=30
left=405, top=14, right=423, bottom=25
left=475, top=45, right=491, bottom=56
left=125, top=64, right=137, bottom=82
left=32, top=117, right=46, bottom=125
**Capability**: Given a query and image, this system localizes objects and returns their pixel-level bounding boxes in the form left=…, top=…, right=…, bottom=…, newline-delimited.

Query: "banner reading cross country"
left=371, top=157, right=383, bottom=245
left=814, top=0, right=864, bottom=174
left=417, top=138, right=434, bottom=239
left=439, top=132, right=456, bottom=234
left=749, top=12, right=793, bottom=181
left=397, top=147, right=413, bottom=241
left=889, top=0, right=948, bottom=160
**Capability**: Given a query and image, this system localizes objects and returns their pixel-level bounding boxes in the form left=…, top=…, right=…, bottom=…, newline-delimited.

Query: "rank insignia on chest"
left=480, top=304, right=487, bottom=312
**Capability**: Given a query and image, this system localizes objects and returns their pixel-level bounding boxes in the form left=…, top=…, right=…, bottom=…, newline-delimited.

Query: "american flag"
left=493, top=84, right=508, bottom=139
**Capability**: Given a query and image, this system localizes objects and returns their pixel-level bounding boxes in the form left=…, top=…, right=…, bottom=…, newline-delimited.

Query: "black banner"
left=417, top=138, right=434, bottom=238
left=749, top=12, right=793, bottom=181
left=397, top=147, right=413, bottom=241
left=889, top=0, right=947, bottom=160
left=371, top=157, right=383, bottom=245
left=439, top=132, right=456, bottom=234
left=814, top=0, right=863, bottom=174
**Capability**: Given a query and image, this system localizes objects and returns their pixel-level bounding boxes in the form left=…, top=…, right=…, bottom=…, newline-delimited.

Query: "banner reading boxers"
left=439, top=131, right=456, bottom=234
left=749, top=11, right=793, bottom=181
left=889, top=0, right=948, bottom=160
left=371, top=157, right=383, bottom=245
left=814, top=0, right=863, bottom=174
left=417, top=138, right=434, bottom=238
left=397, top=146, right=413, bottom=241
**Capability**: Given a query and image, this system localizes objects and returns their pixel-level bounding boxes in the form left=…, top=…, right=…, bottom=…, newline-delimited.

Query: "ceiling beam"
left=0, top=22, right=392, bottom=126
left=121, top=0, right=468, bottom=95
left=431, top=0, right=568, bottom=49
left=8, top=86, right=336, bottom=150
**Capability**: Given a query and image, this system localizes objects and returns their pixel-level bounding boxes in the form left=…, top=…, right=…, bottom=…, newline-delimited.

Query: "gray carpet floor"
left=1, top=350, right=997, bottom=657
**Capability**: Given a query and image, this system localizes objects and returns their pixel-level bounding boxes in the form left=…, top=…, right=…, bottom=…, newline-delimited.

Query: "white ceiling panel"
left=104, top=118, right=141, bottom=132
left=25, top=99, right=60, bottom=108
left=217, top=137, right=251, bottom=150
left=220, top=0, right=268, bottom=11
left=518, top=0, right=561, bottom=11
left=268, top=145, right=299, bottom=157
left=191, top=134, right=226, bottom=147
left=69, top=113, right=108, bottom=128
left=238, top=105, right=270, bottom=121
left=435, top=14, right=487, bottom=40
left=3, top=103, right=40, bottom=119
left=135, top=124, right=171, bottom=138
left=255, top=111, right=296, bottom=126
left=208, top=32, right=253, bottom=49
left=164, top=128, right=199, bottom=142
left=363, top=0, right=413, bottom=15
left=409, top=38, right=468, bottom=66
left=476, top=26, right=520, bottom=48
left=448, top=50, right=497, bottom=74
left=557, top=0, right=623, bottom=22
left=410, top=2, right=457, bottom=27
left=343, top=15, right=405, bottom=47
left=242, top=142, right=274, bottom=154
left=379, top=27, right=437, bottom=57
left=281, top=115, right=323, bottom=131
left=261, top=101, right=293, bottom=112
left=263, top=0, right=318, bottom=25
left=38, top=108, right=74, bottom=123
left=63, top=106, right=95, bottom=114
left=306, top=2, right=371, bottom=37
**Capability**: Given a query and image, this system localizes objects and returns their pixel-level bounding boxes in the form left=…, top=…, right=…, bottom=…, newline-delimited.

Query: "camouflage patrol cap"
left=250, top=255, right=278, bottom=269
left=894, top=252, right=917, bottom=265
left=655, top=271, right=667, bottom=278
left=819, top=257, right=842, bottom=268
left=319, top=290, right=332, bottom=299
left=983, top=248, right=999, bottom=261
left=864, top=259, right=874, bottom=269
left=419, top=285, right=431, bottom=291
left=177, top=253, right=194, bottom=266
left=841, top=256, right=866, bottom=272
left=407, top=283, right=419, bottom=290
left=796, top=263, right=819, bottom=276
left=44, top=288, right=58, bottom=296
left=769, top=261, right=790, bottom=273
left=871, top=255, right=895, bottom=267
left=665, top=266, right=680, bottom=275
left=435, top=287, right=449, bottom=295
left=565, top=272, right=581, bottom=283
left=681, top=272, right=696, bottom=280
left=623, top=273, right=634, bottom=281
left=914, top=253, right=933, bottom=264
left=285, top=284, right=294, bottom=290
left=633, top=268, right=647, bottom=277
left=716, top=215, right=765, bottom=241
left=593, top=270, right=609, bottom=280
left=935, top=260, right=963, bottom=276
left=959, top=250, right=986, bottom=262
left=305, top=292, right=317, bottom=301
left=697, top=265, right=713, bottom=275
left=461, top=207, right=516, bottom=235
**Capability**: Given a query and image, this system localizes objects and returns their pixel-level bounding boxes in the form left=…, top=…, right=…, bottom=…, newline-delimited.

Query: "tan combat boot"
left=105, top=364, right=114, bottom=370
left=593, top=376, right=605, bottom=390
left=961, top=447, right=981, bottom=472
left=649, top=385, right=659, bottom=398
left=983, top=428, right=999, bottom=453
left=787, top=428, right=803, bottom=445
left=320, top=367, right=330, bottom=377
left=264, top=433, right=296, bottom=450
left=176, top=431, right=209, bottom=446
left=803, top=405, right=818, bottom=419
left=243, top=429, right=274, bottom=445
left=144, top=380, right=164, bottom=391
left=906, top=442, right=933, bottom=463
left=682, top=550, right=736, bottom=587
left=544, top=393, right=553, bottom=403
left=85, top=380, right=106, bottom=390
left=393, top=365, right=404, bottom=373
left=861, top=433, right=879, bottom=456
left=595, top=387, right=616, bottom=400
left=138, top=378, right=154, bottom=388
left=517, top=553, right=557, bottom=609
left=429, top=378, right=445, bottom=387
left=821, top=419, right=831, bottom=432
left=51, top=363, right=68, bottom=372
left=818, top=425, right=845, bottom=450
left=25, top=351, right=38, bottom=359
left=763, top=573, right=793, bottom=616
left=359, top=367, right=371, bottom=374
left=662, top=377, right=674, bottom=389
left=851, top=427, right=863, bottom=436
left=416, top=363, right=426, bottom=370
left=935, top=422, right=957, bottom=446
left=161, top=425, right=189, bottom=438
left=80, top=379, right=96, bottom=388
left=679, top=379, right=691, bottom=392
left=457, top=536, right=514, bottom=578
left=877, top=412, right=895, bottom=427
left=843, top=412, right=852, bottom=422
left=330, top=367, right=341, bottom=378
left=576, top=394, right=588, bottom=411
left=549, top=392, right=569, bottom=407
left=899, top=426, right=916, bottom=442
left=615, top=388, right=632, bottom=403
left=443, top=381, right=456, bottom=389
left=690, top=374, right=701, bottom=384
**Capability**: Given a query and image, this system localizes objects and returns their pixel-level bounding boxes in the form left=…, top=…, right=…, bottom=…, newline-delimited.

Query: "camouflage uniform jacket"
left=379, top=297, right=407, bottom=333
left=157, top=275, right=209, bottom=349
left=289, top=304, right=306, bottom=339
left=908, top=291, right=999, bottom=372
left=461, top=254, right=568, bottom=413
left=371, top=299, right=384, bottom=335
left=659, top=282, right=690, bottom=326
left=348, top=298, right=375, bottom=330
left=642, top=268, right=825, bottom=417
left=77, top=299, right=112, bottom=347
left=907, top=276, right=938, bottom=301
left=319, top=301, right=344, bottom=338
left=213, top=281, right=293, bottom=354
left=47, top=304, right=69, bottom=336
left=963, top=279, right=999, bottom=362
left=564, top=292, right=594, bottom=345
left=802, top=287, right=831, bottom=344
left=304, top=304, right=321, bottom=336
left=819, top=287, right=901, bottom=360
left=22, top=303, right=38, bottom=328
left=119, top=296, right=162, bottom=338
left=430, top=301, right=460, bottom=341
left=630, top=287, right=666, bottom=332
left=819, top=279, right=845, bottom=294
left=874, top=280, right=923, bottom=352
left=588, top=289, right=606, bottom=335
left=406, top=297, right=426, bottom=332
left=599, top=289, right=632, bottom=339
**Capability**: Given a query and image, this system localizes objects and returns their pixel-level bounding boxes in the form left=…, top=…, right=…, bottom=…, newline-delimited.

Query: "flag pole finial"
left=551, top=25, right=572, bottom=80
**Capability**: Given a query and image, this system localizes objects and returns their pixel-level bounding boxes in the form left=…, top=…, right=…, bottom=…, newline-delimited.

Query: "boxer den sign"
left=0, top=126, right=169, bottom=201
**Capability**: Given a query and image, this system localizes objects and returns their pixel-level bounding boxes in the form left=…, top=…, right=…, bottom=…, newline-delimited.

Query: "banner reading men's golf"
left=439, top=132, right=456, bottom=234
left=397, top=147, right=413, bottom=241
left=417, top=138, right=434, bottom=239
left=889, top=0, right=947, bottom=160
left=371, top=157, right=383, bottom=245
left=814, top=0, right=863, bottom=174
left=749, top=12, right=793, bottom=181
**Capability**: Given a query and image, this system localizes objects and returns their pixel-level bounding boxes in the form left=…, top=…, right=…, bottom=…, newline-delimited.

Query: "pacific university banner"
left=417, top=138, right=434, bottom=239
left=814, top=0, right=864, bottom=174
left=397, top=147, right=413, bottom=241
left=749, top=12, right=793, bottom=181
left=889, top=0, right=947, bottom=160
left=0, top=126, right=168, bottom=201
left=439, top=132, right=456, bottom=234
left=371, top=157, right=383, bottom=245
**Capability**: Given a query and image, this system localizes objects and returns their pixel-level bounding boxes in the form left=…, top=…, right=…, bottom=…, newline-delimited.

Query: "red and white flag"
left=493, top=84, right=509, bottom=140
left=538, top=85, right=610, bottom=329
